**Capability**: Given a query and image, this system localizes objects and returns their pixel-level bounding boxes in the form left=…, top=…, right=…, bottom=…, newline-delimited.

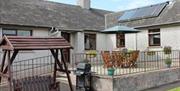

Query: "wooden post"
left=0, top=50, right=7, bottom=82
left=2, top=50, right=18, bottom=74
left=53, top=49, right=57, bottom=88
left=50, top=49, right=63, bottom=70
left=7, top=50, right=12, bottom=91
left=60, top=49, right=73, bottom=91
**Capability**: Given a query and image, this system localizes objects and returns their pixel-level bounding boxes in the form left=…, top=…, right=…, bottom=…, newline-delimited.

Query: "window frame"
left=17, top=30, right=33, bottom=36
left=2, top=29, right=17, bottom=36
left=148, top=29, right=161, bottom=46
left=116, top=33, right=125, bottom=48
left=84, top=33, right=96, bottom=50
left=2, top=28, right=33, bottom=36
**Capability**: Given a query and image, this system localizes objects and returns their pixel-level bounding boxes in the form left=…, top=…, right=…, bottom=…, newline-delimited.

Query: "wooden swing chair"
left=0, top=36, right=74, bottom=91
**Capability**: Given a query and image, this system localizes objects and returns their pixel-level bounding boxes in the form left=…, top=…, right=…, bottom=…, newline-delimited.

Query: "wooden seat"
left=101, top=51, right=113, bottom=68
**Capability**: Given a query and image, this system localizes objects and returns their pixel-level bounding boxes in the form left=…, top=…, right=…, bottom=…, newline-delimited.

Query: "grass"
left=168, top=87, right=180, bottom=91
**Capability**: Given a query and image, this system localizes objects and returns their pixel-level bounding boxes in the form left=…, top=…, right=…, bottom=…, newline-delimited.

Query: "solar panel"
left=118, top=2, right=169, bottom=22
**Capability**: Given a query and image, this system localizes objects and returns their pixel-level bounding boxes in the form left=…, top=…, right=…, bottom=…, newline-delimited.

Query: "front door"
left=61, top=32, right=70, bottom=63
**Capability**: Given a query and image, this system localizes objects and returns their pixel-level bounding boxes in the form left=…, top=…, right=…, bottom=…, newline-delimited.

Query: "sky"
left=48, top=0, right=170, bottom=11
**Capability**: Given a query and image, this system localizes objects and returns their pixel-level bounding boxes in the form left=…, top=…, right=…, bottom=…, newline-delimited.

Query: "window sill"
left=148, top=46, right=162, bottom=48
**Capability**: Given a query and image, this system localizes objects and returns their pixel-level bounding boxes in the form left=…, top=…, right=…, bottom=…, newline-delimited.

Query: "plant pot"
left=107, top=68, right=115, bottom=76
left=166, top=64, right=171, bottom=68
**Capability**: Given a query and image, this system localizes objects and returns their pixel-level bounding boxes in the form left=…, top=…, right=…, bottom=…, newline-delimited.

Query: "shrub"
left=165, top=57, right=172, bottom=65
left=163, top=46, right=172, bottom=54
left=147, top=51, right=156, bottom=56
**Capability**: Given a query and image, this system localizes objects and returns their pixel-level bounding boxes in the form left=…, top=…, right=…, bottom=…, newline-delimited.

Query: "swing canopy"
left=0, top=36, right=73, bottom=50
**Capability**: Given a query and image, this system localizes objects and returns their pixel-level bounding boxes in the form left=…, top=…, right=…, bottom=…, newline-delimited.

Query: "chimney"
left=77, top=0, right=91, bottom=9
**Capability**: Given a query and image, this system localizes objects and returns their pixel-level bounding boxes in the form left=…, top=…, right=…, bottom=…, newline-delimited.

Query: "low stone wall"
left=92, top=68, right=180, bottom=91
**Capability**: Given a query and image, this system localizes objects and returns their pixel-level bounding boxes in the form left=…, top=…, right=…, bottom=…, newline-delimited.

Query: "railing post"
left=179, top=51, right=180, bottom=67
left=145, top=52, right=147, bottom=72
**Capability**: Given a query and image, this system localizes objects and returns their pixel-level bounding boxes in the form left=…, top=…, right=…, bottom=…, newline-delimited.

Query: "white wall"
left=73, top=32, right=84, bottom=53
left=136, top=30, right=149, bottom=51
left=124, top=25, right=180, bottom=51
left=125, top=30, right=148, bottom=51
left=96, top=33, right=107, bottom=51
left=161, top=26, right=180, bottom=50
left=16, top=29, right=50, bottom=61
left=106, top=34, right=116, bottom=51
left=33, top=29, right=49, bottom=37
left=125, top=29, right=162, bottom=51
left=125, top=33, right=137, bottom=50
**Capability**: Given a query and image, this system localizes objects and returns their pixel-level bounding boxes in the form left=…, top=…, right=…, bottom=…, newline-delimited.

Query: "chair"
left=111, top=51, right=123, bottom=67
left=125, top=51, right=139, bottom=68
left=101, top=51, right=113, bottom=68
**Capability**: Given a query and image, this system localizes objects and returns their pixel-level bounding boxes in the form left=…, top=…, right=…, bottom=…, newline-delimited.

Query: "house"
left=0, top=0, right=112, bottom=62
left=105, top=0, right=180, bottom=51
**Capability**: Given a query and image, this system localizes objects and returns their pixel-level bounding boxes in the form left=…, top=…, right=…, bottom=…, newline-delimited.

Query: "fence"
left=72, top=50, right=180, bottom=76
left=12, top=55, right=55, bottom=79
left=0, top=55, right=55, bottom=91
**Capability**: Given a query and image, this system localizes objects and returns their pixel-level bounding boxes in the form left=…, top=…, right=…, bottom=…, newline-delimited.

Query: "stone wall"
left=92, top=76, right=113, bottom=91
left=92, top=68, right=180, bottom=91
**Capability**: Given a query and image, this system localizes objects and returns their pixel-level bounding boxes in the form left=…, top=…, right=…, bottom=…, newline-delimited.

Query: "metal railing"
left=72, top=50, right=180, bottom=76
left=0, top=55, right=56, bottom=91
left=12, top=55, right=55, bottom=80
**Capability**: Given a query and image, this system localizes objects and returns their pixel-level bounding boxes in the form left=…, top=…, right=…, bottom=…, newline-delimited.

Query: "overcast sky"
left=48, top=0, right=170, bottom=11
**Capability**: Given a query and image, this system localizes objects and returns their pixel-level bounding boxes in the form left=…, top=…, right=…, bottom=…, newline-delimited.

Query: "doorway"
left=61, top=32, right=71, bottom=63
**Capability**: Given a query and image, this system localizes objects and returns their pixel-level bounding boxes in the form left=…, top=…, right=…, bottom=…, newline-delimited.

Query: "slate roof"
left=105, top=0, right=180, bottom=29
left=0, top=0, right=112, bottom=30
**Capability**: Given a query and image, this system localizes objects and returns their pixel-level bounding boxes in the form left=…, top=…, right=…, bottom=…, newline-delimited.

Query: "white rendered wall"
left=74, top=32, right=84, bottom=53
left=15, top=28, right=50, bottom=61
left=106, top=34, right=116, bottom=51
left=161, top=26, right=180, bottom=50
left=125, top=26, right=180, bottom=51
left=96, top=33, right=107, bottom=51
left=125, top=33, right=137, bottom=50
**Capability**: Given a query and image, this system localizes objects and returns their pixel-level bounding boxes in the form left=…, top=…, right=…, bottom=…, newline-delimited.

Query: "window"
left=84, top=33, right=96, bottom=50
left=148, top=29, right=161, bottom=46
left=2, top=29, right=17, bottom=36
left=116, top=33, right=125, bottom=48
left=2, top=29, right=32, bottom=36
left=17, top=30, right=32, bottom=36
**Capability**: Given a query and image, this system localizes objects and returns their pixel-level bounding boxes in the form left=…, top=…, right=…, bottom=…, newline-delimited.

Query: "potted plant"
left=86, top=50, right=97, bottom=58
left=165, top=57, right=172, bottom=68
left=107, top=67, right=115, bottom=76
left=163, top=46, right=172, bottom=54
left=147, top=51, right=156, bottom=56
left=107, top=61, right=115, bottom=76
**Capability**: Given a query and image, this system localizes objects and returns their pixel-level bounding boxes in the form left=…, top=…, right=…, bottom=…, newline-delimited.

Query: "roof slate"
left=105, top=0, right=180, bottom=29
left=0, top=0, right=112, bottom=30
